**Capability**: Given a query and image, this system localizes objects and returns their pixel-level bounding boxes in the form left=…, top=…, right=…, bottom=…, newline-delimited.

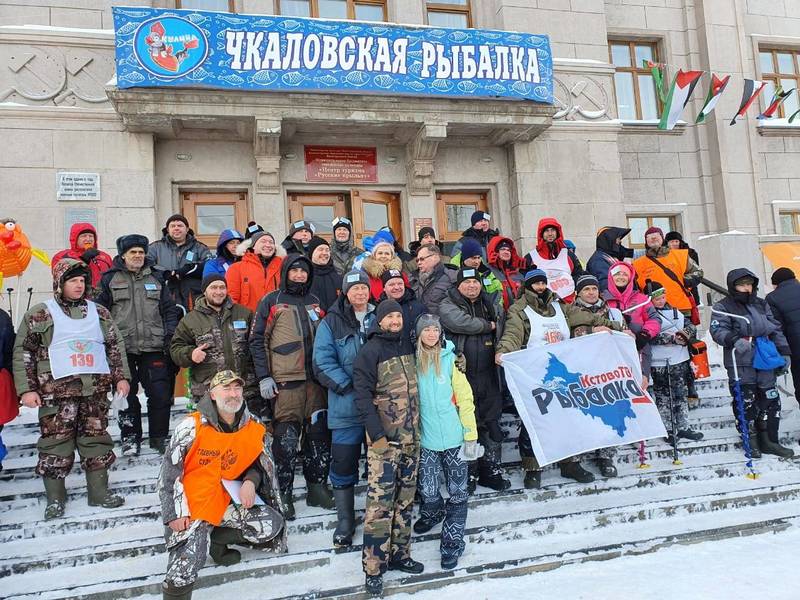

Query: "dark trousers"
left=330, top=425, right=365, bottom=488
left=791, top=360, right=800, bottom=407
left=119, top=352, right=172, bottom=442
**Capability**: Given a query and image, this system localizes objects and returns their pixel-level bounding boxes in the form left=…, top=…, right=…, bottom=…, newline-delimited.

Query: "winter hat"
left=524, top=269, right=548, bottom=289
left=342, top=270, right=370, bottom=295
left=245, top=221, right=264, bottom=239
left=496, top=239, right=513, bottom=251
left=643, top=279, right=665, bottom=298
left=375, top=299, right=402, bottom=324
left=417, top=226, right=436, bottom=241
left=307, top=236, right=330, bottom=260
left=460, top=238, right=483, bottom=260
left=116, top=234, right=149, bottom=256
left=249, top=230, right=275, bottom=248
left=165, top=214, right=189, bottom=229
left=644, top=226, right=664, bottom=241
left=201, top=273, right=226, bottom=292
left=289, top=220, right=315, bottom=236
left=575, top=274, right=599, bottom=294
left=372, top=228, right=395, bottom=247
left=471, top=211, right=491, bottom=226
left=332, top=217, right=352, bottom=234
left=664, top=231, right=684, bottom=244
left=734, top=274, right=756, bottom=287
left=381, top=268, right=405, bottom=286
left=414, top=313, right=441, bottom=340
left=771, top=267, right=796, bottom=286
left=457, top=267, right=481, bottom=285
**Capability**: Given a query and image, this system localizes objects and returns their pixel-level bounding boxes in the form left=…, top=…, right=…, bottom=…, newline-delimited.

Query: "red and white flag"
left=730, top=79, right=767, bottom=125
left=658, top=69, right=703, bottom=130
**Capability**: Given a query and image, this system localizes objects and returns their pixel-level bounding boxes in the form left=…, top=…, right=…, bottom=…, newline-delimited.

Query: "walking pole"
left=710, top=308, right=758, bottom=480
left=637, top=441, right=650, bottom=469
left=5, top=287, right=13, bottom=322
left=666, top=358, right=682, bottom=466
left=25, top=287, right=33, bottom=311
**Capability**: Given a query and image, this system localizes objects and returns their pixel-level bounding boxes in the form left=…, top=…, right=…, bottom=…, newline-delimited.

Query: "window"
left=610, top=41, right=661, bottom=121
left=626, top=215, right=677, bottom=250
left=277, top=0, right=387, bottom=20
left=177, top=0, right=235, bottom=10
left=181, top=192, right=249, bottom=249
left=426, top=0, right=472, bottom=28
left=780, top=212, right=800, bottom=235
left=436, top=191, right=488, bottom=253
left=759, top=49, right=800, bottom=119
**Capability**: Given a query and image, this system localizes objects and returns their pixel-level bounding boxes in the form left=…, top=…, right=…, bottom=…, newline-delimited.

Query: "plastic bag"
left=753, top=336, right=785, bottom=371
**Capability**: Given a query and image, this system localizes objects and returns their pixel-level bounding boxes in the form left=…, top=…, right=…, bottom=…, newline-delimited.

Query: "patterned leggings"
left=417, top=447, right=469, bottom=560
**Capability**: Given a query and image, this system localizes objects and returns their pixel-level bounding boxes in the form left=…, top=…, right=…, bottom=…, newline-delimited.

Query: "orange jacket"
left=226, top=252, right=282, bottom=312
left=182, top=412, right=266, bottom=525
left=633, top=249, right=692, bottom=311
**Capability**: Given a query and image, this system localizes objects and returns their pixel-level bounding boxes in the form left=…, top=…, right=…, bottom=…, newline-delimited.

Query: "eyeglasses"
left=416, top=254, right=432, bottom=263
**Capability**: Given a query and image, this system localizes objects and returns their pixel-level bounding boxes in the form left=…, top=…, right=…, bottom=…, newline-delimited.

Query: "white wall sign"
left=57, top=172, right=101, bottom=201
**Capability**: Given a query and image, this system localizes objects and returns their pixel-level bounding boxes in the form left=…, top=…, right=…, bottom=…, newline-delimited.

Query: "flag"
left=730, top=79, right=767, bottom=125
left=658, top=69, right=703, bottom=130
left=501, top=332, right=667, bottom=466
left=644, top=60, right=667, bottom=103
left=758, top=86, right=796, bottom=119
left=790, top=108, right=800, bottom=124
left=695, top=73, right=731, bottom=123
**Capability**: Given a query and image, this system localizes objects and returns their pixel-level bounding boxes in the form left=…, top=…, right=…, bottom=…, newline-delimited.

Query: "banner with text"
left=112, top=7, right=552, bottom=103
left=501, top=332, right=667, bottom=466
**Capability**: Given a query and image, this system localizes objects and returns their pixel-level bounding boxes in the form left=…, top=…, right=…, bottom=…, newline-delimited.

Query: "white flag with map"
left=501, top=331, right=667, bottom=467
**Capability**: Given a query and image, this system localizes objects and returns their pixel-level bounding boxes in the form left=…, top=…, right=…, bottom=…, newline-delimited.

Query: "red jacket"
left=226, top=251, right=283, bottom=312
left=51, top=223, right=112, bottom=289
left=487, top=236, right=525, bottom=309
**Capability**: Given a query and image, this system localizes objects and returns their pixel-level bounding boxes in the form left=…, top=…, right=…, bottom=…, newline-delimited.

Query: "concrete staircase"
left=2, top=369, right=799, bottom=599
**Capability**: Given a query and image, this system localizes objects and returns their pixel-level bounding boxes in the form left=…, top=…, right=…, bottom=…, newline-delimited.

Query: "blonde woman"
left=362, top=229, right=407, bottom=302
left=413, top=313, right=478, bottom=570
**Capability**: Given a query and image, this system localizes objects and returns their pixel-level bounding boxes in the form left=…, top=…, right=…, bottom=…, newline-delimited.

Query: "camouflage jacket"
left=170, top=296, right=256, bottom=398
left=12, top=298, right=129, bottom=401
left=352, top=322, right=419, bottom=445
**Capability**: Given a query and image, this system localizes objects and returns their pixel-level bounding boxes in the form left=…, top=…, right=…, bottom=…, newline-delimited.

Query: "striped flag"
left=730, top=79, right=767, bottom=125
left=758, top=86, right=796, bottom=119
left=695, top=73, right=731, bottom=123
left=658, top=69, right=703, bottom=130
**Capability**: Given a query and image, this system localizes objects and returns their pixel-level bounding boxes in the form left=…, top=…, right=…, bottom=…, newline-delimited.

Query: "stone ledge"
left=758, top=123, right=800, bottom=137
left=619, top=120, right=686, bottom=136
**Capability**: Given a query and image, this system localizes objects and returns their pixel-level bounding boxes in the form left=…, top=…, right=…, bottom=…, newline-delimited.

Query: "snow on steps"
left=2, top=367, right=799, bottom=599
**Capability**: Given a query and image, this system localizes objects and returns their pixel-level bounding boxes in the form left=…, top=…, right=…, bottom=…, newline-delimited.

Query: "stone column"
left=405, top=122, right=446, bottom=240
left=252, top=118, right=285, bottom=239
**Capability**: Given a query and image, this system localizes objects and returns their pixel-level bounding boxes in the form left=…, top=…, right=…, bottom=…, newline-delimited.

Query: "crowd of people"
left=0, top=212, right=798, bottom=599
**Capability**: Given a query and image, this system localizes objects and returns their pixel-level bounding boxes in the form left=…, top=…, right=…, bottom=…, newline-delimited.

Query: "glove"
left=80, top=248, right=100, bottom=262
left=259, top=377, right=278, bottom=400
left=455, top=353, right=467, bottom=373
left=459, top=440, right=483, bottom=461
left=176, top=263, right=199, bottom=278
left=634, top=330, right=652, bottom=351
left=733, top=337, right=752, bottom=355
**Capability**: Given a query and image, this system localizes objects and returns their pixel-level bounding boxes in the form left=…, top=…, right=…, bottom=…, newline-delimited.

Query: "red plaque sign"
left=305, top=145, right=378, bottom=183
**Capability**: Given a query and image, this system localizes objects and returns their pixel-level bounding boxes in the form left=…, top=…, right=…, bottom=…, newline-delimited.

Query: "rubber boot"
left=477, top=439, right=511, bottom=491
left=162, top=582, right=193, bottom=600
left=746, top=421, right=762, bottom=459
left=523, top=470, right=541, bottom=489
left=306, top=482, right=336, bottom=510
left=332, top=486, right=355, bottom=547
left=280, top=492, right=296, bottom=521
left=43, top=477, right=66, bottom=520
left=559, top=460, right=595, bottom=483
left=86, top=469, right=124, bottom=508
left=209, top=526, right=243, bottom=566
left=759, top=418, right=794, bottom=458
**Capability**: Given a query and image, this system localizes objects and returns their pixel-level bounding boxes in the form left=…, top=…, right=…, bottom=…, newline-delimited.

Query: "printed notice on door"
left=305, top=146, right=378, bottom=183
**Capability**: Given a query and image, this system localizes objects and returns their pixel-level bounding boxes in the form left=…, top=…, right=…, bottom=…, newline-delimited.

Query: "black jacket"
left=439, top=287, right=504, bottom=374
left=310, top=262, right=341, bottom=313
left=587, top=226, right=634, bottom=293
left=0, top=308, right=13, bottom=372
left=378, top=287, right=427, bottom=340
left=766, top=278, right=800, bottom=357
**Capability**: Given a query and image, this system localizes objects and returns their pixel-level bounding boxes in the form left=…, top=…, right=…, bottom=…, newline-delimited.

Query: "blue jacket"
left=202, top=228, right=244, bottom=278
left=313, top=295, right=375, bottom=429
left=417, top=340, right=478, bottom=452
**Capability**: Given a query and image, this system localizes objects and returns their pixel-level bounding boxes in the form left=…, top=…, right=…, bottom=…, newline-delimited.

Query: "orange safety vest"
left=182, top=412, right=266, bottom=525
left=633, top=249, right=692, bottom=311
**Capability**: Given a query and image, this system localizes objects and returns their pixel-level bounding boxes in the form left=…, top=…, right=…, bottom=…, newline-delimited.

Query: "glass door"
left=350, top=189, right=402, bottom=246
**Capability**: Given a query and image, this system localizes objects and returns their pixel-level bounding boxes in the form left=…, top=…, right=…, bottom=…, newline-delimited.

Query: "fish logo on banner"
left=133, top=16, right=208, bottom=78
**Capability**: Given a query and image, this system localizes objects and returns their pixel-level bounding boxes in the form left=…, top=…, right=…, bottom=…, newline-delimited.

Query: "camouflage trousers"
left=164, top=502, right=287, bottom=587
left=362, top=442, right=419, bottom=576
left=36, top=394, right=115, bottom=479
left=418, top=447, right=469, bottom=561
left=651, top=362, right=690, bottom=435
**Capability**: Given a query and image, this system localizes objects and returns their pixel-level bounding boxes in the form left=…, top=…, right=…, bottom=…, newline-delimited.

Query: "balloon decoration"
left=0, top=219, right=49, bottom=290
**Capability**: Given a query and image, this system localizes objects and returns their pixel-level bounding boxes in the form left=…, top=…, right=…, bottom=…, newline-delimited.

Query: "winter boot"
left=559, top=460, right=595, bottom=484
left=523, top=470, right=542, bottom=489
left=477, top=440, right=511, bottom=491
left=280, top=492, right=296, bottom=521
left=441, top=555, right=459, bottom=570
left=86, top=469, right=124, bottom=508
left=745, top=421, right=762, bottom=459
left=121, top=436, right=140, bottom=457
left=162, top=582, right=193, bottom=600
left=209, top=527, right=243, bottom=566
left=597, top=458, right=618, bottom=478
left=365, top=574, right=383, bottom=597
left=306, top=482, right=336, bottom=509
left=677, top=429, right=704, bottom=441
left=43, top=477, right=66, bottom=520
left=332, top=486, right=355, bottom=547
left=149, top=437, right=168, bottom=455
left=413, top=512, right=444, bottom=534
left=759, top=418, right=794, bottom=458
left=388, top=557, right=424, bottom=574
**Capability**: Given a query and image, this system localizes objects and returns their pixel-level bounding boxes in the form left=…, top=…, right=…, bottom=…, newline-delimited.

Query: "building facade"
left=1, top=0, right=799, bottom=305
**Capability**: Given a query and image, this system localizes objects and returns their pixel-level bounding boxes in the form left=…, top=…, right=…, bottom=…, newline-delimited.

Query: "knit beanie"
left=575, top=274, right=599, bottom=294
left=201, top=274, right=226, bottom=292
left=643, top=279, right=665, bottom=298
left=342, top=270, right=370, bottom=295
left=417, top=226, right=436, bottom=241
left=289, top=220, right=315, bottom=236
left=249, top=230, right=275, bottom=248
left=381, top=268, right=405, bottom=286
left=414, top=313, right=441, bottom=340
left=644, top=226, right=664, bottom=241
left=165, top=213, right=189, bottom=229
left=457, top=267, right=481, bottom=285
left=332, top=217, right=352, bottom=234
left=664, top=231, right=684, bottom=244
left=245, top=221, right=264, bottom=239
left=376, top=299, right=402, bottom=324
left=471, top=211, right=491, bottom=226
left=524, top=269, right=548, bottom=289
left=460, top=238, right=483, bottom=260
left=116, top=234, right=149, bottom=256
left=307, top=236, right=330, bottom=259
left=771, top=267, right=796, bottom=286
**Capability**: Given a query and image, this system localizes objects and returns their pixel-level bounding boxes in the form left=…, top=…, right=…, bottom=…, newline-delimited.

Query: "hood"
left=487, top=235, right=525, bottom=269
left=362, top=255, right=403, bottom=279
left=52, top=258, right=91, bottom=300
left=216, top=229, right=244, bottom=253
left=726, top=268, right=759, bottom=295
left=536, top=217, right=566, bottom=257
left=68, top=222, right=98, bottom=252
left=595, top=226, right=634, bottom=260
left=280, top=254, right=314, bottom=290
left=604, top=261, right=636, bottom=305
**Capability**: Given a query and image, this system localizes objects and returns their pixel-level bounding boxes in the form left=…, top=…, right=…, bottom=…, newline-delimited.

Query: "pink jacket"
left=602, top=261, right=660, bottom=339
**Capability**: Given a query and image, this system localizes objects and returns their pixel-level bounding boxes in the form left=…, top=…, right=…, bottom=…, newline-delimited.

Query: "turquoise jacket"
left=417, top=340, right=478, bottom=452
